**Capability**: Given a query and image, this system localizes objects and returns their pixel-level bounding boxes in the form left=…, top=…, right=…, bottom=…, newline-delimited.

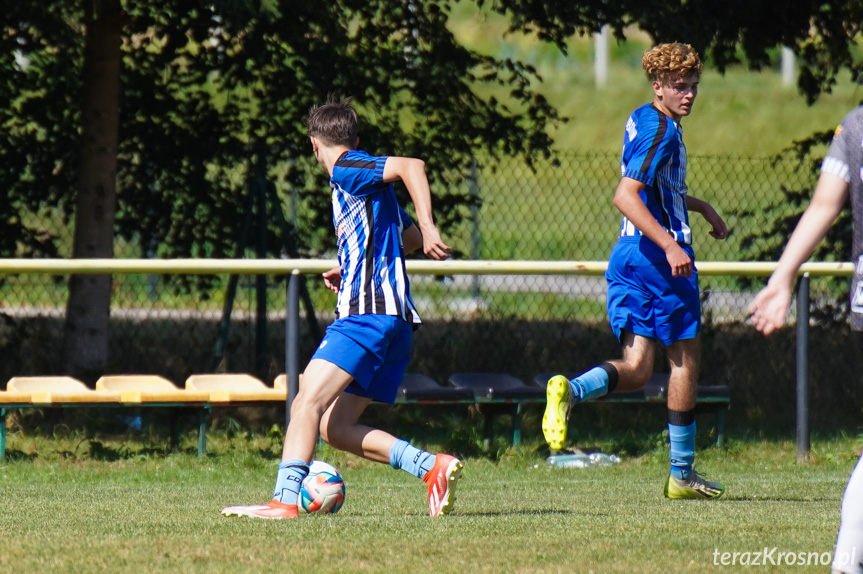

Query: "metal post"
left=796, top=272, right=810, bottom=462
left=469, top=159, right=481, bottom=299
left=255, top=146, right=269, bottom=380
left=211, top=184, right=255, bottom=371
left=1, top=408, right=6, bottom=462
left=198, top=406, right=209, bottom=457
left=594, top=26, right=609, bottom=89
left=286, top=270, right=300, bottom=428
left=781, top=46, right=795, bottom=87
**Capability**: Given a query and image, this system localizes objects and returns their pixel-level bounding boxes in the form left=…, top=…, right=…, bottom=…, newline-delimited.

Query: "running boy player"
left=543, top=43, right=728, bottom=499
left=221, top=98, right=462, bottom=519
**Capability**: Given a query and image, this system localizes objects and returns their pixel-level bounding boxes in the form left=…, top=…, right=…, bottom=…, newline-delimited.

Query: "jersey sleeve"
left=331, top=154, right=390, bottom=197
left=621, top=111, right=675, bottom=187
left=822, top=116, right=854, bottom=183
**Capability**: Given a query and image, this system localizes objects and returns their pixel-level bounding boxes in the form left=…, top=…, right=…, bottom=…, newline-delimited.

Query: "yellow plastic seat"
left=0, top=390, right=32, bottom=404
left=185, top=374, right=285, bottom=402
left=96, top=375, right=208, bottom=403
left=7, top=376, right=121, bottom=404
left=273, top=373, right=303, bottom=391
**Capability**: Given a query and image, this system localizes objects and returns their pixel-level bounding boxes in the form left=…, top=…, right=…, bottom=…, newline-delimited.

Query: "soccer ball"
left=298, top=460, right=346, bottom=514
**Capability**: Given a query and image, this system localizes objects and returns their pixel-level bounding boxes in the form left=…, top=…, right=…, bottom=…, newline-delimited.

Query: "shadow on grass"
left=457, top=509, right=605, bottom=518
left=720, top=496, right=836, bottom=503
left=2, top=449, right=38, bottom=462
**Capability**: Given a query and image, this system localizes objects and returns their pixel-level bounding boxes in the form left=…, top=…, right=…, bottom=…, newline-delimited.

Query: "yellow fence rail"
left=0, top=258, right=854, bottom=276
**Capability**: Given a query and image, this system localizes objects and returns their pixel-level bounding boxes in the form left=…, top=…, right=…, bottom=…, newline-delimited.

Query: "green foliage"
left=4, top=2, right=863, bottom=271
left=485, top=0, right=863, bottom=103
left=1, top=1, right=561, bottom=275
left=0, top=432, right=859, bottom=573
left=735, top=127, right=855, bottom=316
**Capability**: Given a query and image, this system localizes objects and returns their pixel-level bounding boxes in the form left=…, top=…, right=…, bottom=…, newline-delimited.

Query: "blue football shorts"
left=605, top=236, right=701, bottom=346
left=311, top=314, right=413, bottom=404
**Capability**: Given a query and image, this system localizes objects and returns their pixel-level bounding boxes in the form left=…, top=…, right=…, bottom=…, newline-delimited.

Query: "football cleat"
left=542, top=375, right=574, bottom=450
left=664, top=469, right=725, bottom=500
left=220, top=499, right=300, bottom=519
left=422, top=454, right=463, bottom=517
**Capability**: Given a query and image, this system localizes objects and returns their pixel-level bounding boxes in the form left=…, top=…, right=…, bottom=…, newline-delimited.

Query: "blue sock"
left=273, top=459, right=309, bottom=504
left=668, top=416, right=696, bottom=480
left=570, top=365, right=613, bottom=403
left=389, top=439, right=436, bottom=479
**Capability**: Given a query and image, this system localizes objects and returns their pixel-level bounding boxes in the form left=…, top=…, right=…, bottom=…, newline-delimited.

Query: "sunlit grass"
left=1, top=429, right=860, bottom=573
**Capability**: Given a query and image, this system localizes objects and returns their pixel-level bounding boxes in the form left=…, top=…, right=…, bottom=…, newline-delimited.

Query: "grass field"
left=2, top=430, right=860, bottom=573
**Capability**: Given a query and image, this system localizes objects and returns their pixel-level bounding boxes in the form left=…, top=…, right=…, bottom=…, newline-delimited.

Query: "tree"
left=1, top=0, right=562, bottom=377
left=2, top=1, right=861, bottom=376
left=64, top=0, right=123, bottom=376
left=488, top=0, right=863, bottom=104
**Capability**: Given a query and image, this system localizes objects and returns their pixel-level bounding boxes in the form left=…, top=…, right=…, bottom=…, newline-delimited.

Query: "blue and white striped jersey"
left=619, top=103, right=692, bottom=245
left=330, top=149, right=420, bottom=325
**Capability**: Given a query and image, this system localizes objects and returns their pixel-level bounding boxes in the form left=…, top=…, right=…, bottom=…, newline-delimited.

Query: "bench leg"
left=716, top=408, right=727, bottom=448
left=482, top=410, right=493, bottom=452
left=169, top=411, right=179, bottom=452
left=198, top=407, right=209, bottom=457
left=0, top=408, right=6, bottom=462
left=512, top=404, right=522, bottom=447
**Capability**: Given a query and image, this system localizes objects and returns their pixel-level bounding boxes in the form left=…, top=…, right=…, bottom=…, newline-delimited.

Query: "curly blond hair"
left=642, top=43, right=702, bottom=84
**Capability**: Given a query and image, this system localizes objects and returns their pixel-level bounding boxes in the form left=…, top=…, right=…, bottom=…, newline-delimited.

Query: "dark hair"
left=306, top=97, right=358, bottom=147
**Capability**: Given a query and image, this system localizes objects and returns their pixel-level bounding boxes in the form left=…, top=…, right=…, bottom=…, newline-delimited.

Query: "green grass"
left=1, top=430, right=860, bottom=573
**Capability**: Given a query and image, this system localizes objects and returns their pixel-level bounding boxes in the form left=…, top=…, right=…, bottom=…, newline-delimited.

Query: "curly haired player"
left=543, top=43, right=728, bottom=499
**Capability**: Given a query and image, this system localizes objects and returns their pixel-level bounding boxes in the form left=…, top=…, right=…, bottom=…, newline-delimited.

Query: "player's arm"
left=686, top=195, right=728, bottom=239
left=402, top=223, right=422, bottom=254
left=382, top=157, right=450, bottom=260
left=749, top=172, right=849, bottom=334
left=613, top=176, right=693, bottom=277
left=322, top=267, right=341, bottom=293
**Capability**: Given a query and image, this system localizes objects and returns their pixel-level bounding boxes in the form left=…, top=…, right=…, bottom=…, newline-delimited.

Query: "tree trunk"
left=63, top=0, right=122, bottom=379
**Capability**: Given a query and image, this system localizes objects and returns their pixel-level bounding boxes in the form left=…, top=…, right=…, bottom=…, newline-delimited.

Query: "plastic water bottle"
left=546, top=454, right=591, bottom=468
left=588, top=453, right=621, bottom=466
left=547, top=453, right=620, bottom=468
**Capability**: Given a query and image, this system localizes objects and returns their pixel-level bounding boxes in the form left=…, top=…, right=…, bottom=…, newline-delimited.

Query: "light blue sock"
left=668, top=422, right=696, bottom=480
left=273, top=459, right=308, bottom=504
left=389, top=439, right=436, bottom=479
left=570, top=366, right=610, bottom=403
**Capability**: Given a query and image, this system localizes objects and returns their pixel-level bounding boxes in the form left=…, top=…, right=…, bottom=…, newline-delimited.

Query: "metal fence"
left=1, top=151, right=861, bottom=429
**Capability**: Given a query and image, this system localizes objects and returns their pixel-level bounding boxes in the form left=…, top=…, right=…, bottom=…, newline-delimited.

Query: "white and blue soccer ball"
left=298, top=460, right=346, bottom=514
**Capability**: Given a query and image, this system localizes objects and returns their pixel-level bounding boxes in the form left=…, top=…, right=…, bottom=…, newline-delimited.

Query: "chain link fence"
left=1, top=151, right=861, bottom=428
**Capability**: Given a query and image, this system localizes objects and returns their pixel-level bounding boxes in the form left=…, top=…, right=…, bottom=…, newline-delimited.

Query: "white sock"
left=833, top=453, right=863, bottom=574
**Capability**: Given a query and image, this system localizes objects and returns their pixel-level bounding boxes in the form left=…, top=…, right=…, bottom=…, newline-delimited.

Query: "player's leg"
left=833, top=454, right=863, bottom=574
left=220, top=358, right=354, bottom=519
left=319, top=317, right=462, bottom=517
left=832, top=331, right=863, bottom=573
left=543, top=238, right=657, bottom=450
left=543, top=332, right=656, bottom=450
left=662, top=336, right=724, bottom=499
left=321, top=393, right=443, bottom=477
